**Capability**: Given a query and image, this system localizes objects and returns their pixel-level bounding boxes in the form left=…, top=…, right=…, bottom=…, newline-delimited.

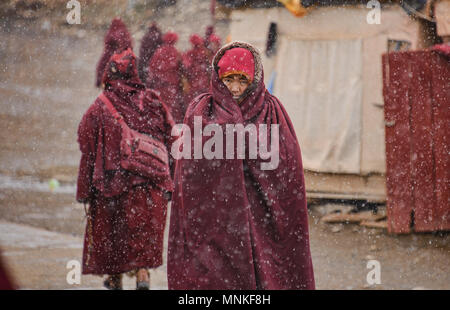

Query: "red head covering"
left=95, top=18, right=133, bottom=87
left=431, top=43, right=450, bottom=57
left=138, top=22, right=163, bottom=83
left=163, top=32, right=178, bottom=45
left=105, top=18, right=133, bottom=49
left=209, top=34, right=221, bottom=44
left=190, top=34, right=204, bottom=46
left=101, top=48, right=142, bottom=87
left=217, top=47, right=255, bottom=82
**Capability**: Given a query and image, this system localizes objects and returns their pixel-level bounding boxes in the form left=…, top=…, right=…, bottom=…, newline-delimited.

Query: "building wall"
left=228, top=5, right=421, bottom=175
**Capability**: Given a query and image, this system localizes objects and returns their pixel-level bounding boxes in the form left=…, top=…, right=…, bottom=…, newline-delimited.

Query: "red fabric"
left=190, top=34, right=204, bottom=46
left=102, top=48, right=141, bottom=84
left=204, top=27, right=221, bottom=67
left=431, top=43, right=450, bottom=57
left=138, top=23, right=162, bottom=84
left=162, top=32, right=178, bottom=45
left=182, top=34, right=211, bottom=104
left=382, top=50, right=450, bottom=233
left=208, top=34, right=221, bottom=52
left=146, top=32, right=185, bottom=124
left=77, top=49, right=175, bottom=275
left=205, top=34, right=221, bottom=74
left=218, top=47, right=255, bottom=82
left=82, top=186, right=168, bottom=274
left=95, top=18, right=132, bottom=88
left=168, top=43, right=315, bottom=290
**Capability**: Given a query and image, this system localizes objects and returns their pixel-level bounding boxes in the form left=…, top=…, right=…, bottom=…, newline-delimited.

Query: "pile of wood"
left=321, top=210, right=387, bottom=229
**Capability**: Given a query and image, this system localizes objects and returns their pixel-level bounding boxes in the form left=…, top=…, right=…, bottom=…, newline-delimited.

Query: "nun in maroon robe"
left=138, top=22, right=163, bottom=85
left=182, top=34, right=211, bottom=105
left=95, top=18, right=133, bottom=88
left=77, top=48, right=175, bottom=289
left=146, top=32, right=185, bottom=124
left=204, top=26, right=222, bottom=61
left=0, top=249, right=15, bottom=290
left=168, top=42, right=315, bottom=290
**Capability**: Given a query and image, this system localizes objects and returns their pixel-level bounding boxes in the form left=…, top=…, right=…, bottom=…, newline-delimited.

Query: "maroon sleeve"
left=0, top=250, right=15, bottom=290
left=95, top=50, right=113, bottom=87
left=163, top=104, right=177, bottom=179
left=76, top=104, right=99, bottom=203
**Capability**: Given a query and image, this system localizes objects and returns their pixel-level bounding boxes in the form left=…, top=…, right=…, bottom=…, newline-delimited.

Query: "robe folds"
left=138, top=23, right=162, bottom=85
left=77, top=52, right=175, bottom=275
left=168, top=42, right=315, bottom=289
left=146, top=33, right=185, bottom=125
left=95, top=18, right=132, bottom=88
left=182, top=35, right=211, bottom=105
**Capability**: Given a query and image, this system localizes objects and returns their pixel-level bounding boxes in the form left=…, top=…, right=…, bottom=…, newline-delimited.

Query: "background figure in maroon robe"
left=95, top=18, right=133, bottom=88
left=182, top=34, right=211, bottom=105
left=0, top=249, right=15, bottom=290
left=146, top=31, right=185, bottom=124
left=204, top=26, right=222, bottom=61
left=77, top=48, right=175, bottom=290
left=138, top=22, right=163, bottom=85
left=168, top=42, right=315, bottom=290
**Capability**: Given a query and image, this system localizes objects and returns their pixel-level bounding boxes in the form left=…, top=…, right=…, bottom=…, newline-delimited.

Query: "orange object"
left=277, top=0, right=308, bottom=17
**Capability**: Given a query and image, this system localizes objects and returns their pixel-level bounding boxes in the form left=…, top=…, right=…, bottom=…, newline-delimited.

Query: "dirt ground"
left=0, top=175, right=449, bottom=290
left=0, top=1, right=448, bottom=290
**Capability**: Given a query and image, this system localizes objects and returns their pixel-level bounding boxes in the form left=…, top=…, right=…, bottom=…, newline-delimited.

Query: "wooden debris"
left=360, top=220, right=388, bottom=229
left=320, top=211, right=386, bottom=224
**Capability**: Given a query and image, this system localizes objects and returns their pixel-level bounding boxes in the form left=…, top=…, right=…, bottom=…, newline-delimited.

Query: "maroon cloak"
left=77, top=48, right=175, bottom=275
left=182, top=34, right=211, bottom=105
left=146, top=32, right=185, bottom=124
left=204, top=26, right=221, bottom=62
left=138, top=22, right=163, bottom=85
left=168, top=42, right=315, bottom=289
left=0, top=249, right=15, bottom=290
left=95, top=18, right=133, bottom=88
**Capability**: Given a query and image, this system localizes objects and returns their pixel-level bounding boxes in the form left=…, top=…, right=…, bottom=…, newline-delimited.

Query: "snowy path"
left=0, top=220, right=168, bottom=290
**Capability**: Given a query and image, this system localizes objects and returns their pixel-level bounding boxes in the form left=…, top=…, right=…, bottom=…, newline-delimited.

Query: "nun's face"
left=221, top=74, right=250, bottom=100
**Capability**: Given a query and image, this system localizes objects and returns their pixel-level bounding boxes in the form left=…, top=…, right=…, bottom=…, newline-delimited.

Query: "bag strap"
left=99, top=92, right=129, bottom=130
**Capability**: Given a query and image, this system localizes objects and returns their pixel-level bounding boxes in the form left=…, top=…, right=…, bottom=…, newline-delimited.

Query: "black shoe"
left=136, top=281, right=150, bottom=290
left=103, top=275, right=123, bottom=290
left=135, top=269, right=150, bottom=290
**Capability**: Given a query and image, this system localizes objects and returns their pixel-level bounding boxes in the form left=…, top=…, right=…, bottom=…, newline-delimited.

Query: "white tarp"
left=273, top=38, right=362, bottom=174
left=435, top=0, right=450, bottom=37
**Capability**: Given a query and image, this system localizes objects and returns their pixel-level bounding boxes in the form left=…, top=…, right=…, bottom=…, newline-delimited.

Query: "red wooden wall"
left=382, top=49, right=449, bottom=234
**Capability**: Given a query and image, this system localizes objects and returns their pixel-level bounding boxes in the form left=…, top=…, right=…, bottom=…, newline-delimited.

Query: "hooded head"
left=213, top=42, right=263, bottom=103
left=102, top=48, right=142, bottom=88
left=190, top=34, right=204, bottom=47
left=138, top=22, right=163, bottom=83
left=208, top=34, right=221, bottom=52
left=217, top=47, right=255, bottom=83
left=96, top=18, right=133, bottom=87
left=105, top=18, right=133, bottom=50
left=163, top=32, right=178, bottom=45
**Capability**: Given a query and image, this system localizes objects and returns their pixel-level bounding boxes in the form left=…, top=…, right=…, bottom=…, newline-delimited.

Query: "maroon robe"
left=95, top=18, right=133, bottom=88
left=204, top=26, right=222, bottom=63
left=138, top=22, right=162, bottom=85
left=182, top=34, right=211, bottom=105
left=168, top=42, right=315, bottom=289
left=0, top=249, right=15, bottom=290
left=77, top=49, right=175, bottom=275
left=146, top=32, right=185, bottom=124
